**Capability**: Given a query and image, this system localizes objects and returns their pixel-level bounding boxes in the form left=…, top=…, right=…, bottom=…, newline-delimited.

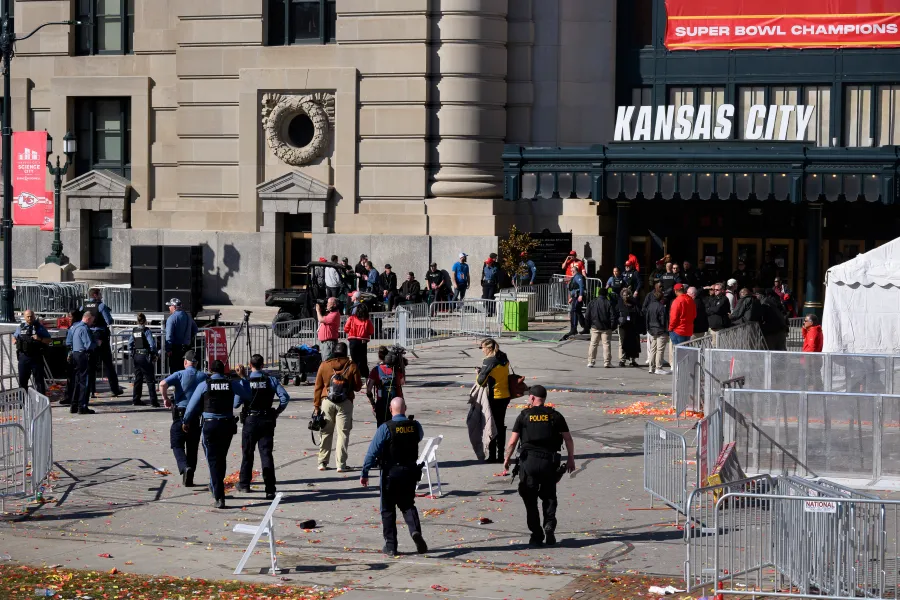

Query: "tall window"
left=75, top=98, right=131, bottom=179
left=739, top=85, right=830, bottom=146
left=76, top=0, right=135, bottom=55
left=878, top=85, right=900, bottom=146
left=669, top=86, right=726, bottom=116
left=89, top=210, right=113, bottom=269
left=848, top=84, right=900, bottom=146
left=267, top=0, right=337, bottom=46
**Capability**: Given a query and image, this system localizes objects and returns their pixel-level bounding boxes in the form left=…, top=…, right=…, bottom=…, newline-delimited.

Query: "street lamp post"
left=0, top=0, right=75, bottom=321
left=44, top=131, right=76, bottom=265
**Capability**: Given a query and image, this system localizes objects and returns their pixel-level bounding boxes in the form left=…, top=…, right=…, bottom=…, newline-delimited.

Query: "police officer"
left=360, top=397, right=429, bottom=556
left=61, top=310, right=83, bottom=406
left=183, top=360, right=250, bottom=509
left=234, top=354, right=290, bottom=500
left=13, top=310, right=51, bottom=394
left=165, top=298, right=198, bottom=375
left=81, top=288, right=125, bottom=397
left=129, top=313, right=159, bottom=407
left=159, top=350, right=208, bottom=487
left=66, top=312, right=98, bottom=415
left=504, top=385, right=576, bottom=547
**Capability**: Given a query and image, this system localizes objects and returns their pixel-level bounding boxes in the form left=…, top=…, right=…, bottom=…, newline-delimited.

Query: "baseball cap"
left=166, top=298, right=182, bottom=307
left=430, top=262, right=437, bottom=267
left=529, top=384, right=548, bottom=399
left=674, top=283, right=685, bottom=291
left=459, top=252, right=468, bottom=258
left=568, top=250, right=577, bottom=256
left=727, top=278, right=738, bottom=286
left=183, top=350, right=197, bottom=363
left=384, top=263, right=392, bottom=269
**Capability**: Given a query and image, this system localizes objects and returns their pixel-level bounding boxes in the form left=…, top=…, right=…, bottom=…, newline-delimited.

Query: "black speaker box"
left=163, top=246, right=202, bottom=270
left=131, top=245, right=161, bottom=268
left=131, top=289, right=162, bottom=312
left=131, top=266, right=161, bottom=290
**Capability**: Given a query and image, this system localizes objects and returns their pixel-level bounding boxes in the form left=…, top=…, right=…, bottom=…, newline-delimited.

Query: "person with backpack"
left=367, top=346, right=407, bottom=426
left=313, top=342, right=363, bottom=473
left=345, top=303, right=375, bottom=379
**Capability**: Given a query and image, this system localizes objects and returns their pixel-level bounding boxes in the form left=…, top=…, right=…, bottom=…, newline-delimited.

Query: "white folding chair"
left=232, top=492, right=283, bottom=575
left=415, top=435, right=443, bottom=497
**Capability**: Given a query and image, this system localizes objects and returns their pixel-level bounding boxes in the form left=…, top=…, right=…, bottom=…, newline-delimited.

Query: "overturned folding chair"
left=232, top=492, right=283, bottom=575
left=415, top=435, right=443, bottom=497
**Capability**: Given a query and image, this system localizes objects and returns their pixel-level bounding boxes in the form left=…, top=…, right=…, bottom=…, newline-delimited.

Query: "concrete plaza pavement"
left=0, top=335, right=691, bottom=599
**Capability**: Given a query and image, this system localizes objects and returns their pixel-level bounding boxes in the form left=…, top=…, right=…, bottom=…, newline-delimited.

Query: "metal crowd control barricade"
left=12, top=281, right=87, bottom=314
left=0, top=388, right=53, bottom=511
left=643, top=421, right=689, bottom=520
left=695, top=407, right=723, bottom=488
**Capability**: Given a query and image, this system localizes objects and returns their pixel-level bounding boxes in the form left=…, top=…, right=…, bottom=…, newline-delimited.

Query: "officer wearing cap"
left=184, top=360, right=250, bottom=509
left=129, top=313, right=159, bottom=407
left=504, top=385, right=576, bottom=547
left=81, top=288, right=125, bottom=397
left=361, top=397, right=429, bottom=556
left=13, top=309, right=51, bottom=394
left=159, top=350, right=208, bottom=487
left=233, top=354, right=290, bottom=500
left=165, top=298, right=198, bottom=376
left=66, top=312, right=98, bottom=414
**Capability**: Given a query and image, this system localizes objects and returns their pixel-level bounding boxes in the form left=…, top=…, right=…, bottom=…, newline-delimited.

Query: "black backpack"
left=327, top=363, right=352, bottom=402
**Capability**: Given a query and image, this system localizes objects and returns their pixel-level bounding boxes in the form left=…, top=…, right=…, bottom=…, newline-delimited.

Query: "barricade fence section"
left=0, top=388, right=52, bottom=510
left=643, top=421, right=689, bottom=518
left=696, top=408, right=723, bottom=488
left=787, top=317, right=804, bottom=351
left=12, top=281, right=87, bottom=314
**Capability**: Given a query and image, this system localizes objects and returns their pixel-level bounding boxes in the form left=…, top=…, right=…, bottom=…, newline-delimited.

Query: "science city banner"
left=12, top=131, right=52, bottom=231
left=665, top=0, right=900, bottom=50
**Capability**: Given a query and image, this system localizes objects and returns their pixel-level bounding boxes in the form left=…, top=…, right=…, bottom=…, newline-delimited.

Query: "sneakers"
left=317, top=465, right=327, bottom=471
left=412, top=532, right=428, bottom=554
left=618, top=360, right=626, bottom=367
left=111, top=388, right=126, bottom=397
left=586, top=362, right=595, bottom=368
left=78, top=407, right=96, bottom=415
left=265, top=492, right=276, bottom=501
left=545, top=532, right=557, bottom=546
left=234, top=484, right=251, bottom=493
left=182, top=468, right=194, bottom=487
left=655, top=369, right=671, bottom=375
left=215, top=498, right=226, bottom=509
left=382, top=545, right=399, bottom=557
left=337, top=466, right=354, bottom=473
left=604, top=364, right=612, bottom=368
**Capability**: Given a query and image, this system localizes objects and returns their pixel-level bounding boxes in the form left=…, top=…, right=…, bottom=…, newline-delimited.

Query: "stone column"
left=427, top=0, right=508, bottom=235
left=804, top=202, right=824, bottom=317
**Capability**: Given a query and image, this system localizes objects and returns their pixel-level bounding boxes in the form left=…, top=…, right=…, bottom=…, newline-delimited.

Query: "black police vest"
left=385, top=418, right=419, bottom=468
left=17, top=324, right=41, bottom=357
left=520, top=407, right=563, bottom=452
left=660, top=273, right=676, bottom=290
left=132, top=327, right=149, bottom=352
left=623, top=272, right=639, bottom=289
left=610, top=276, right=624, bottom=291
left=202, top=380, right=234, bottom=416
left=248, top=377, right=276, bottom=411
left=83, top=300, right=108, bottom=329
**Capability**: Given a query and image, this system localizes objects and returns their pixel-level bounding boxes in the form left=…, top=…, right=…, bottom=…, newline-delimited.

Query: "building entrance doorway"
left=283, top=213, right=313, bottom=289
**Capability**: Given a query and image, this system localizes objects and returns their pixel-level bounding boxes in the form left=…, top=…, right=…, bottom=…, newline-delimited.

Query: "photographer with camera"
left=234, top=354, right=290, bottom=500
left=316, top=297, right=341, bottom=360
left=313, top=342, right=362, bottom=473
left=366, top=345, right=408, bottom=426
left=13, top=309, right=51, bottom=394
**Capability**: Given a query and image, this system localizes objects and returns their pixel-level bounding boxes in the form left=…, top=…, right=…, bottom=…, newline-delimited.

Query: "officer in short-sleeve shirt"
left=504, top=385, right=576, bottom=547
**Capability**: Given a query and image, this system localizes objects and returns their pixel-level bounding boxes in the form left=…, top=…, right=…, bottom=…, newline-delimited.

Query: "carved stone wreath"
left=261, top=92, right=335, bottom=166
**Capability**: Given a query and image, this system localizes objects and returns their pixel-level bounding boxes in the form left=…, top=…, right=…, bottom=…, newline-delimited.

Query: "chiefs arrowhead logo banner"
left=12, top=131, right=52, bottom=230
left=666, top=0, right=900, bottom=50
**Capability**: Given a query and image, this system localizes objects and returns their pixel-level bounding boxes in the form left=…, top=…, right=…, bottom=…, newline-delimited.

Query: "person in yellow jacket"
left=475, top=338, right=511, bottom=463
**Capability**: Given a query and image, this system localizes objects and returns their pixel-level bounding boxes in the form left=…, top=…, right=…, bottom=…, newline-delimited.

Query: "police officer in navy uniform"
left=159, top=350, right=208, bottom=487
left=66, top=312, right=98, bottom=414
left=183, top=360, right=250, bottom=509
left=361, top=397, right=429, bottom=556
left=81, top=288, right=125, bottom=397
left=13, top=309, right=51, bottom=394
left=504, top=385, right=576, bottom=546
left=129, top=313, right=159, bottom=407
left=234, top=354, right=290, bottom=500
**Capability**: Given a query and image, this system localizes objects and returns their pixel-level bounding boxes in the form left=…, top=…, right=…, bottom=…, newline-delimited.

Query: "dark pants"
left=132, top=353, right=158, bottom=404
left=482, top=284, right=497, bottom=316
left=64, top=357, right=77, bottom=404
left=170, top=413, right=201, bottom=475
left=453, top=286, right=467, bottom=301
left=18, top=354, right=46, bottom=394
left=380, top=465, right=422, bottom=551
left=348, top=339, right=368, bottom=379
left=90, top=330, right=122, bottom=395
left=73, top=351, right=92, bottom=409
left=201, top=417, right=235, bottom=500
left=488, top=397, right=510, bottom=459
left=569, top=298, right=586, bottom=333
left=326, top=286, right=342, bottom=299
left=240, top=415, right=277, bottom=494
left=374, top=396, right=389, bottom=426
left=518, top=450, right=559, bottom=539
left=168, top=344, right=191, bottom=376
left=385, top=291, right=397, bottom=310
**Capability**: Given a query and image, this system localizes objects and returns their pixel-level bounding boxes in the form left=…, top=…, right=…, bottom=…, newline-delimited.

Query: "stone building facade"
left=6, top=0, right=615, bottom=305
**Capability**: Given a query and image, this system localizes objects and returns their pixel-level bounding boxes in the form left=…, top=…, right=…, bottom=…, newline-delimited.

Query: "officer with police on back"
left=183, top=360, right=250, bottom=509
left=129, top=313, right=159, bottom=407
left=13, top=309, right=51, bottom=394
left=234, top=354, right=290, bottom=500
left=159, top=350, right=207, bottom=487
left=81, top=288, right=125, bottom=397
left=504, top=385, right=576, bottom=547
left=361, top=397, right=429, bottom=556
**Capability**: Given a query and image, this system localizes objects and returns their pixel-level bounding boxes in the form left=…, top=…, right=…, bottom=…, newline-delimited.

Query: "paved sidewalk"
left=0, top=335, right=687, bottom=599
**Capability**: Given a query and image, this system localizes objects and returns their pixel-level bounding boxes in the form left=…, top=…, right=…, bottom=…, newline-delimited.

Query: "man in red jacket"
left=668, top=284, right=696, bottom=347
left=802, top=314, right=823, bottom=353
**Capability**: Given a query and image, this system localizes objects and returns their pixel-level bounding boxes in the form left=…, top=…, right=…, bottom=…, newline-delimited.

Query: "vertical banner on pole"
left=205, top=327, right=231, bottom=372
left=12, top=131, right=51, bottom=230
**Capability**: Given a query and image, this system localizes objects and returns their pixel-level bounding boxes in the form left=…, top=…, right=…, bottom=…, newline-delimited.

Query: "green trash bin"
left=503, top=299, right=529, bottom=332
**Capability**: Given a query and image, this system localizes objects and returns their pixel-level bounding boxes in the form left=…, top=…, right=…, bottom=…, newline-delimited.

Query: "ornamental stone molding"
left=261, top=92, right=335, bottom=166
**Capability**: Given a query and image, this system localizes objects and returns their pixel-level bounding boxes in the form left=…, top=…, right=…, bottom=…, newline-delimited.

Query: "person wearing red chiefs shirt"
left=668, top=283, right=696, bottom=346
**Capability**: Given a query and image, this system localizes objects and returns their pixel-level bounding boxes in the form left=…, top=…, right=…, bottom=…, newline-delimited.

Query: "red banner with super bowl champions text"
left=665, top=0, right=900, bottom=50
left=12, top=131, right=52, bottom=230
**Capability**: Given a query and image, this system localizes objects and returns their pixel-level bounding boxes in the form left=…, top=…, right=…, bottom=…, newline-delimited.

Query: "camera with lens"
left=308, top=410, right=327, bottom=432
left=384, top=344, right=407, bottom=373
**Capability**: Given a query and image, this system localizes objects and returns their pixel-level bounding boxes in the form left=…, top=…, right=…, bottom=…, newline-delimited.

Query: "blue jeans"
left=669, top=332, right=690, bottom=346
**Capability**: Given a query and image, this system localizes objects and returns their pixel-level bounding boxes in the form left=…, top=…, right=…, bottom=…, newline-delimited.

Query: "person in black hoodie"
left=688, top=287, right=709, bottom=339
left=380, top=264, right=399, bottom=309
left=705, top=283, right=732, bottom=332
left=617, top=290, right=642, bottom=368
left=730, top=288, right=762, bottom=326
left=760, top=289, right=788, bottom=350
left=644, top=289, right=669, bottom=374
left=476, top=338, right=512, bottom=463
left=585, top=288, right=617, bottom=368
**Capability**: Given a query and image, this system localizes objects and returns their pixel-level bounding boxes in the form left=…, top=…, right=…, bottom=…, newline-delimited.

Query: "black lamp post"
left=0, top=0, right=76, bottom=321
left=44, top=131, right=76, bottom=265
